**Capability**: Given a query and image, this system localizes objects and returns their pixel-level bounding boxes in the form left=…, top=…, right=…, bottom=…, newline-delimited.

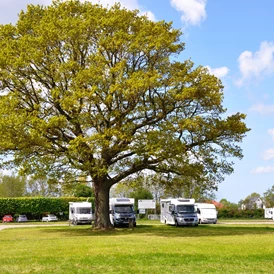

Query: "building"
left=241, top=197, right=263, bottom=210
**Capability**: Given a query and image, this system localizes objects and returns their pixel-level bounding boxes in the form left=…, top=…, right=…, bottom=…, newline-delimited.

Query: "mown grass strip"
left=0, top=221, right=274, bottom=273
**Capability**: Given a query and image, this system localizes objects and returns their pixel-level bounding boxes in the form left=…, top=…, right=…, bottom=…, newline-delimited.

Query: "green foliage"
left=110, top=182, right=133, bottom=198
left=0, top=197, right=94, bottom=219
left=129, top=188, right=153, bottom=210
left=263, top=185, right=274, bottom=207
left=162, top=174, right=217, bottom=201
left=0, top=173, right=26, bottom=197
left=73, top=184, right=93, bottom=197
left=0, top=0, right=250, bottom=228
left=219, top=198, right=238, bottom=210
left=218, top=208, right=264, bottom=219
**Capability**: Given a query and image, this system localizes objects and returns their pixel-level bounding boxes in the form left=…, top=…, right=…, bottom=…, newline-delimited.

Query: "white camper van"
left=69, top=202, right=93, bottom=225
left=195, top=203, right=218, bottom=224
left=109, top=198, right=136, bottom=227
left=160, top=198, right=198, bottom=226
left=264, top=208, right=274, bottom=220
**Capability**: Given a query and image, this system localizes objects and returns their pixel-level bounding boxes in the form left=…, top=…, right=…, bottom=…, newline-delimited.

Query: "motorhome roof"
left=110, top=198, right=134, bottom=204
left=195, top=203, right=216, bottom=208
left=69, top=202, right=91, bottom=206
left=161, top=198, right=195, bottom=205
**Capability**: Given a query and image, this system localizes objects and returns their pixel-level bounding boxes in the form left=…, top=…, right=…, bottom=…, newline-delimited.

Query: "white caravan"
left=264, top=208, right=274, bottom=220
left=109, top=198, right=136, bottom=227
left=160, top=198, right=198, bottom=226
left=195, top=203, right=218, bottom=224
left=69, top=202, right=93, bottom=225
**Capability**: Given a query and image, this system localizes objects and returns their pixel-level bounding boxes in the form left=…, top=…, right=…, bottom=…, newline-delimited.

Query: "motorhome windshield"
left=177, top=205, right=195, bottom=213
left=77, top=208, right=91, bottom=214
left=114, top=205, right=134, bottom=213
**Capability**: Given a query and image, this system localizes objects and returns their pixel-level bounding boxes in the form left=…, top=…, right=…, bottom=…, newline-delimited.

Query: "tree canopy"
left=263, top=185, right=274, bottom=207
left=0, top=0, right=249, bottom=228
left=0, top=173, right=26, bottom=197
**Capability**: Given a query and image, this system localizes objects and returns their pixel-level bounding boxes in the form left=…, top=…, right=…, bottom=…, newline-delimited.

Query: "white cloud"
left=140, top=10, right=156, bottom=21
left=236, top=41, right=274, bottom=86
left=263, top=149, right=274, bottom=161
left=268, top=129, right=274, bottom=141
left=249, top=104, right=274, bottom=115
left=205, top=66, right=229, bottom=78
left=170, top=0, right=207, bottom=26
left=87, top=0, right=138, bottom=9
left=88, top=0, right=156, bottom=21
left=251, top=166, right=274, bottom=174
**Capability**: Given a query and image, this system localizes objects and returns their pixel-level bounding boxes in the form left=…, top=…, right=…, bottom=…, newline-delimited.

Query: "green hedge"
left=0, top=197, right=95, bottom=220
left=217, top=208, right=264, bottom=219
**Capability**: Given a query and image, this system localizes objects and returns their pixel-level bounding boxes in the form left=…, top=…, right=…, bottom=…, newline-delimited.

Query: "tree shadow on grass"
left=39, top=223, right=274, bottom=238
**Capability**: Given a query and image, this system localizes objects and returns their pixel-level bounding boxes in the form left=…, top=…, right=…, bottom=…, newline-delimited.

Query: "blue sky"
left=1, top=0, right=274, bottom=203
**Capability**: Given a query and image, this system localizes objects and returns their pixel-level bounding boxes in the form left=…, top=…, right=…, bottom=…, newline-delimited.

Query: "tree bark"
left=93, top=179, right=113, bottom=229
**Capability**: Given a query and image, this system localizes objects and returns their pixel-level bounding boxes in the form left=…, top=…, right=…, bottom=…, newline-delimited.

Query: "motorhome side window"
left=169, top=205, right=174, bottom=212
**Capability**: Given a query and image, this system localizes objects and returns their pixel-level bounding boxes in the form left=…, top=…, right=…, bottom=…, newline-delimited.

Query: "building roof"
left=210, top=200, right=224, bottom=208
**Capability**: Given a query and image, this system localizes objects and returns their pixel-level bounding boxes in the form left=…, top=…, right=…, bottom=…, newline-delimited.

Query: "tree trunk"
left=93, top=179, right=112, bottom=229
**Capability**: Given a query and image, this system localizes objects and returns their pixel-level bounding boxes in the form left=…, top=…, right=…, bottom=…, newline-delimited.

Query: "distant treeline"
left=217, top=208, right=264, bottom=219
left=0, top=197, right=94, bottom=220
left=0, top=198, right=266, bottom=221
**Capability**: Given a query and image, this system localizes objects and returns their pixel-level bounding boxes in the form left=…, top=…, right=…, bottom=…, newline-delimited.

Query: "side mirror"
left=171, top=210, right=175, bottom=215
left=109, top=210, right=114, bottom=214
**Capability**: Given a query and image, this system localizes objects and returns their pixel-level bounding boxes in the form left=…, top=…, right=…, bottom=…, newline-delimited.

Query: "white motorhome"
left=69, top=202, right=93, bottom=225
left=264, top=208, right=274, bottom=219
left=195, top=203, right=218, bottom=224
left=160, top=198, right=198, bottom=226
left=109, top=198, right=136, bottom=227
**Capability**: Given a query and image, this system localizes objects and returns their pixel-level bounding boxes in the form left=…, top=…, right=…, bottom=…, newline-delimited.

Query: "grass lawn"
left=0, top=220, right=274, bottom=273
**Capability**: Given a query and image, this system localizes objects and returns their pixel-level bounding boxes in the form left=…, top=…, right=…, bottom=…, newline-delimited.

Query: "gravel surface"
left=217, top=221, right=274, bottom=225
left=0, top=223, right=69, bottom=231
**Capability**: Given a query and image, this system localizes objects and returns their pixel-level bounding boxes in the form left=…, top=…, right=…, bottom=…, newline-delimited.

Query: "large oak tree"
left=0, top=0, right=249, bottom=229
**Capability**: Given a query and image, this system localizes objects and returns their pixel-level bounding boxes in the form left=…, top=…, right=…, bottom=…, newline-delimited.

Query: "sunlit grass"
left=0, top=220, right=274, bottom=273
